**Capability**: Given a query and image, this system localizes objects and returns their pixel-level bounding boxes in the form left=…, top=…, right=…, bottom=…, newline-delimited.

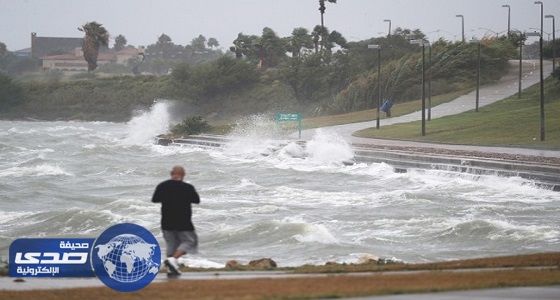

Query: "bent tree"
left=78, top=21, right=109, bottom=72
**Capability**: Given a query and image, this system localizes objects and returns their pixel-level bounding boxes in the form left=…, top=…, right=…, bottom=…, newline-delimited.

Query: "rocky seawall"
left=156, top=135, right=560, bottom=191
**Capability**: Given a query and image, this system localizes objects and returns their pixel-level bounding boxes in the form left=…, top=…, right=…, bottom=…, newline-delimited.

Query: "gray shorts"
left=162, top=230, right=198, bottom=257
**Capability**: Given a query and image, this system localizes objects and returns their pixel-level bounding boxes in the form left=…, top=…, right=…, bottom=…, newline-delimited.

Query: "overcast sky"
left=1, top=0, right=559, bottom=51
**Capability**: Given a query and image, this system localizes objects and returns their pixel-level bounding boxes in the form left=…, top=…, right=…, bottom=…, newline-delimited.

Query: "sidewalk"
left=344, top=286, right=560, bottom=300
left=296, top=60, right=559, bottom=158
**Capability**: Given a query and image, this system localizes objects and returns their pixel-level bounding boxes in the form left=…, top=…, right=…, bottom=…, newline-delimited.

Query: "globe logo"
left=92, top=223, right=161, bottom=292
left=95, top=234, right=159, bottom=283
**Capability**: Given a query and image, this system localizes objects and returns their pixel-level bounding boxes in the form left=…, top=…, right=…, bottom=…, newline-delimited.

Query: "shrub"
left=44, top=70, right=63, bottom=82
left=171, top=116, right=212, bottom=136
left=0, top=73, right=23, bottom=110
left=553, top=66, right=560, bottom=83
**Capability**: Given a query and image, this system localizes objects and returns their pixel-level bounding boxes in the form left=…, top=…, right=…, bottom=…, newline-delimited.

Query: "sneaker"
left=165, top=257, right=182, bottom=275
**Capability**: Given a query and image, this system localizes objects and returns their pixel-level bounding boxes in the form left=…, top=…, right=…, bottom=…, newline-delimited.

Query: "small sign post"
left=275, top=113, right=302, bottom=139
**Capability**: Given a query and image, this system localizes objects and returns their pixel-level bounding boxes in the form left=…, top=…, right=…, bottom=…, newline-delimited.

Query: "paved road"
left=295, top=60, right=559, bottom=158
left=343, top=286, right=560, bottom=300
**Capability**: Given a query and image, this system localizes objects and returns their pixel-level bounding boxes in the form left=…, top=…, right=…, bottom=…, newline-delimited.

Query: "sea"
left=1, top=102, right=559, bottom=268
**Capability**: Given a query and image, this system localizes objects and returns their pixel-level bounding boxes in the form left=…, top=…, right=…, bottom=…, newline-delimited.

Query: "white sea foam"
left=1, top=119, right=559, bottom=267
left=293, top=223, right=338, bottom=244
left=178, top=257, right=223, bottom=268
left=306, top=129, right=354, bottom=164
left=123, top=101, right=171, bottom=145
left=0, top=164, right=71, bottom=177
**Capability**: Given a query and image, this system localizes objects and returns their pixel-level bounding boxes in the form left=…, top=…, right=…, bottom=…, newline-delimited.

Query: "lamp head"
left=534, top=1, right=543, bottom=5
left=502, top=4, right=510, bottom=8
left=456, top=14, right=464, bottom=18
left=545, top=15, right=554, bottom=19
left=383, top=19, right=391, bottom=22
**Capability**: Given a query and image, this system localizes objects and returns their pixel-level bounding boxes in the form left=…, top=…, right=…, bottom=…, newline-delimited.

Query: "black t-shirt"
left=152, top=180, right=200, bottom=231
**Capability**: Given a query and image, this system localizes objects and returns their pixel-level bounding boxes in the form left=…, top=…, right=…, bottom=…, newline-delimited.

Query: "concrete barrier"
left=156, top=135, right=560, bottom=191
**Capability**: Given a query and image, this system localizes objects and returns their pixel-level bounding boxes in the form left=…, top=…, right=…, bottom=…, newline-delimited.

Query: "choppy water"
left=1, top=102, right=559, bottom=268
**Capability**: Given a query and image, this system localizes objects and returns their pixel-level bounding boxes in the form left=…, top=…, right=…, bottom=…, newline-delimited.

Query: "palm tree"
left=311, top=25, right=328, bottom=53
left=78, top=21, right=109, bottom=72
left=319, top=0, right=337, bottom=32
left=318, top=0, right=336, bottom=53
left=113, top=34, right=127, bottom=51
left=289, top=27, right=313, bottom=57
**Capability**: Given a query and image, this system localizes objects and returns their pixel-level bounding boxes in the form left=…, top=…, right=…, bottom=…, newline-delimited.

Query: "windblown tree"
left=191, top=34, right=207, bottom=52
left=230, top=29, right=286, bottom=68
left=287, top=28, right=313, bottom=57
left=230, top=33, right=259, bottom=59
left=255, top=27, right=286, bottom=67
left=325, top=30, right=347, bottom=52
left=207, top=37, right=219, bottom=49
left=78, top=21, right=109, bottom=72
left=155, top=33, right=174, bottom=58
left=113, top=34, right=127, bottom=51
left=0, top=42, right=7, bottom=56
left=318, top=0, right=337, bottom=51
left=311, top=25, right=325, bottom=53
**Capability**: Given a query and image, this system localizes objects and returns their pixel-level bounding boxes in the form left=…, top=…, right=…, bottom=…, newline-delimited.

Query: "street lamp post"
left=384, top=19, right=392, bottom=37
left=502, top=4, right=511, bottom=36
left=510, top=30, right=523, bottom=98
left=411, top=39, right=429, bottom=136
left=545, top=15, right=556, bottom=68
left=469, top=40, right=482, bottom=112
left=456, top=15, right=465, bottom=42
left=368, top=44, right=382, bottom=129
left=518, top=35, right=523, bottom=98
left=428, top=44, right=432, bottom=120
left=535, top=1, right=545, bottom=141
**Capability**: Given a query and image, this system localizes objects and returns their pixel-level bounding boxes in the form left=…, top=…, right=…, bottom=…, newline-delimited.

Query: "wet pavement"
left=343, top=286, right=560, bottom=300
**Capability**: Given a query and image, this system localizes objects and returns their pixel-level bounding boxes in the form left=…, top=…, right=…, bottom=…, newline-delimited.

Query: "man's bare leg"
left=172, top=250, right=186, bottom=259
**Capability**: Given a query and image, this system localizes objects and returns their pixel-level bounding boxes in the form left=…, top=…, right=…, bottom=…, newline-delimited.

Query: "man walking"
left=152, top=165, right=200, bottom=276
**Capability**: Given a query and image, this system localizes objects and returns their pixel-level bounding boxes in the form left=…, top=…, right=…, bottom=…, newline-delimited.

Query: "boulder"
left=248, top=258, right=277, bottom=268
left=325, top=261, right=339, bottom=266
left=377, top=257, right=404, bottom=265
left=358, top=254, right=379, bottom=265
left=225, top=260, right=242, bottom=269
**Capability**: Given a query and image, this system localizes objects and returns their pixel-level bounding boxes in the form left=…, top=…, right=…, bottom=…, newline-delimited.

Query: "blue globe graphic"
left=95, top=233, right=159, bottom=283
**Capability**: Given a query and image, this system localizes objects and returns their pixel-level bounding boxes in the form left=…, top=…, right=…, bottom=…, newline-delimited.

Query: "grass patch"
left=355, top=79, right=560, bottom=148
left=303, top=89, right=472, bottom=129
left=2, top=253, right=559, bottom=300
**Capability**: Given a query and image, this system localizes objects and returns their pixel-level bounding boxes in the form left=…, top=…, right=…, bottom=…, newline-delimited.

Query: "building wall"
left=31, top=32, right=83, bottom=58
left=42, top=58, right=112, bottom=71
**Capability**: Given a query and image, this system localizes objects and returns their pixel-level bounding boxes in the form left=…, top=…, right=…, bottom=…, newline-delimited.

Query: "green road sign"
left=276, top=113, right=301, bottom=121
left=275, top=113, right=302, bottom=139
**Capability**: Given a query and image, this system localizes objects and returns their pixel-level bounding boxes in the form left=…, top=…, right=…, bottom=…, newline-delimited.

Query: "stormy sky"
left=1, top=0, right=559, bottom=51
